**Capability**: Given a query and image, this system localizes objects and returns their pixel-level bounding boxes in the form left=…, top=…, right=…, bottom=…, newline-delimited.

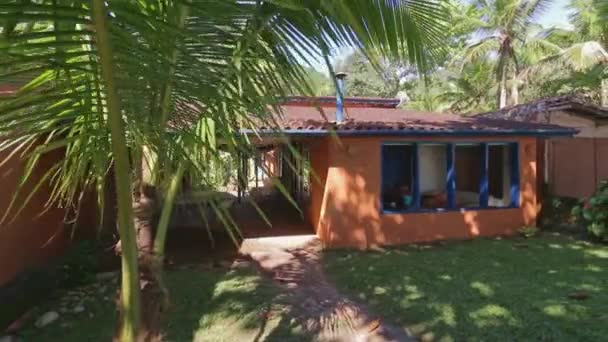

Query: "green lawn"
left=21, top=267, right=309, bottom=342
left=324, top=233, right=608, bottom=342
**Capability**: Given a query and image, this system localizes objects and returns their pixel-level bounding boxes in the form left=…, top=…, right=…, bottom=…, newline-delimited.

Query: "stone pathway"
left=239, top=235, right=413, bottom=342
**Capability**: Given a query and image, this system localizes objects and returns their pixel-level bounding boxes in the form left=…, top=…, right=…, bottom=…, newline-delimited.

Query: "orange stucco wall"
left=0, top=146, right=103, bottom=285
left=309, top=136, right=539, bottom=249
left=0, top=149, right=69, bottom=285
left=306, top=138, right=329, bottom=231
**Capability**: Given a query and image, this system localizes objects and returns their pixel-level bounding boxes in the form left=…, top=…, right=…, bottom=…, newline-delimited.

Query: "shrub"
left=572, top=180, right=608, bottom=242
left=518, top=226, right=539, bottom=238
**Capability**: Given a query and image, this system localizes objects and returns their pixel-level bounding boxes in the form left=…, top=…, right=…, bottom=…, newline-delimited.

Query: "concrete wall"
left=310, top=136, right=538, bottom=249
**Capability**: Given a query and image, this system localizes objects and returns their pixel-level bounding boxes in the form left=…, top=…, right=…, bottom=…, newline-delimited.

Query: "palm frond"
left=461, top=36, right=500, bottom=67
left=1, top=0, right=448, bottom=225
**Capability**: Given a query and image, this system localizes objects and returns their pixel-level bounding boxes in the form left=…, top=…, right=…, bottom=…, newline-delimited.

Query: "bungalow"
left=245, top=76, right=576, bottom=249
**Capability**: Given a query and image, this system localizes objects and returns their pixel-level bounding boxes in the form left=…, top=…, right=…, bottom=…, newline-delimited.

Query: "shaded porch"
left=164, top=139, right=320, bottom=264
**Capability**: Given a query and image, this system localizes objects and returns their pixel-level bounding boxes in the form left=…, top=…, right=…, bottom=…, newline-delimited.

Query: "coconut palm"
left=442, top=60, right=497, bottom=112
left=0, top=0, right=447, bottom=340
left=461, top=0, right=560, bottom=108
left=570, top=0, right=607, bottom=46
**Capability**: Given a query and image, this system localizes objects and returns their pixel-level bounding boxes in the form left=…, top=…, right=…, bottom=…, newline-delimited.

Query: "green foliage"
left=518, top=226, right=540, bottom=238
left=334, top=51, right=415, bottom=98
left=570, top=0, right=607, bottom=45
left=400, top=0, right=608, bottom=112
left=302, top=67, right=333, bottom=96
left=572, top=181, right=608, bottom=241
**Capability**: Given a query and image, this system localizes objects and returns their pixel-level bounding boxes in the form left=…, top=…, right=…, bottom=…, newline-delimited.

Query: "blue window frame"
left=381, top=141, right=520, bottom=213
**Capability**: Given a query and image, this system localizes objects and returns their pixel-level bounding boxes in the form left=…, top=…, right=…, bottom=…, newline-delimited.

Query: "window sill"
left=382, top=206, right=519, bottom=215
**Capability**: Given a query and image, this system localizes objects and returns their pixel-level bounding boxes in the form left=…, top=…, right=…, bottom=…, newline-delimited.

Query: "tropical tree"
left=462, top=0, right=560, bottom=108
left=301, top=67, right=334, bottom=96
left=334, top=51, right=416, bottom=98
left=0, top=0, right=446, bottom=340
left=441, top=60, right=497, bottom=112
left=523, top=0, right=608, bottom=104
left=570, top=0, right=607, bottom=46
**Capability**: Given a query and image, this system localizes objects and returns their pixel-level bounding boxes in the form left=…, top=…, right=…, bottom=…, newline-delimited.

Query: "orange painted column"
left=262, top=148, right=280, bottom=178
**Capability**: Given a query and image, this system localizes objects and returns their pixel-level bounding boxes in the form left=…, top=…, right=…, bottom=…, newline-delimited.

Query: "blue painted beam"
left=446, top=143, right=456, bottom=209
left=479, top=143, right=489, bottom=208
left=510, top=143, right=520, bottom=207
left=413, top=143, right=421, bottom=209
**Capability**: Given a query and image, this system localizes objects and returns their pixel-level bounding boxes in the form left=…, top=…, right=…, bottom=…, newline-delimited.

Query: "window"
left=455, top=144, right=483, bottom=208
left=419, top=144, right=447, bottom=209
left=381, top=144, right=416, bottom=211
left=381, top=141, right=519, bottom=213
left=488, top=143, right=518, bottom=207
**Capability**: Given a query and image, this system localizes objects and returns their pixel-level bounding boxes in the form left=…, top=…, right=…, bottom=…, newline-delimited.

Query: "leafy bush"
left=539, top=193, right=581, bottom=229
left=518, top=226, right=539, bottom=238
left=572, top=180, right=608, bottom=241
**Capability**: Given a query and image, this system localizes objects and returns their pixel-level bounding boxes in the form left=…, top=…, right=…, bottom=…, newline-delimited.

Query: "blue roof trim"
left=241, top=128, right=577, bottom=137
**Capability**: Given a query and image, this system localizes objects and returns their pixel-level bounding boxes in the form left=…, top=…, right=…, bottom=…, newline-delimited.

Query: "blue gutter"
left=240, top=128, right=577, bottom=137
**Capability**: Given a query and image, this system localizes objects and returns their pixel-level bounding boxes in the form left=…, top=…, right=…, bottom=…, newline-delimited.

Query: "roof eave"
left=240, top=128, right=578, bottom=138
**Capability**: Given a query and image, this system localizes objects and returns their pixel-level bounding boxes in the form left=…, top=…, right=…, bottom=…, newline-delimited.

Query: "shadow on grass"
left=19, top=267, right=311, bottom=342
left=324, top=233, right=608, bottom=341
left=164, top=267, right=310, bottom=342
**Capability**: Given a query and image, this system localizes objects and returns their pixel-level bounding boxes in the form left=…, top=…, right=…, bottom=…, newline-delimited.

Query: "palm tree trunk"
left=92, top=0, right=141, bottom=340
left=510, top=77, right=519, bottom=106
left=498, top=66, right=508, bottom=109
left=132, top=181, right=164, bottom=339
left=602, top=78, right=608, bottom=108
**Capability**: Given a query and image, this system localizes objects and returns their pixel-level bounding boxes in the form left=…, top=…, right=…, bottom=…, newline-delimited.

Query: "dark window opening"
left=455, top=144, right=482, bottom=207
left=489, top=144, right=515, bottom=207
left=381, top=144, right=415, bottom=211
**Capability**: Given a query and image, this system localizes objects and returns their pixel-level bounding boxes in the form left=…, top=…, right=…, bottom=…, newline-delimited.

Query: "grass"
left=20, top=267, right=309, bottom=342
left=324, top=233, right=608, bottom=342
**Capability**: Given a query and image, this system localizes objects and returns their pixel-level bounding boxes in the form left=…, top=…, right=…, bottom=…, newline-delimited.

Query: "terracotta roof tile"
left=250, top=100, right=576, bottom=136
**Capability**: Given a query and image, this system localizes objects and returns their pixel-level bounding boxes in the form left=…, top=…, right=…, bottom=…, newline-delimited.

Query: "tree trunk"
left=131, top=182, right=167, bottom=341
left=498, top=66, right=508, bottom=109
left=602, top=78, right=608, bottom=108
left=510, top=77, right=519, bottom=106
left=113, top=180, right=168, bottom=340
left=92, top=1, right=142, bottom=340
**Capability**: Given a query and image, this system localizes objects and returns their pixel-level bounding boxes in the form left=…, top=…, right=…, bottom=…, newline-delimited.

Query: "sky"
left=313, top=0, right=576, bottom=73
left=538, top=0, right=574, bottom=29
